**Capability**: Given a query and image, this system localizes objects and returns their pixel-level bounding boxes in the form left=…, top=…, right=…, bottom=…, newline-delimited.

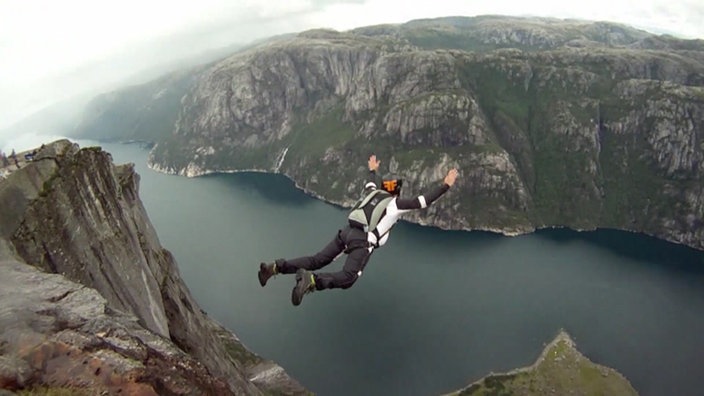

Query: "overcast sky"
left=1, top=0, right=703, bottom=148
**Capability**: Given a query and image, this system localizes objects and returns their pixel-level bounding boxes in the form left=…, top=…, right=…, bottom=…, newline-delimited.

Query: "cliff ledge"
left=0, top=140, right=308, bottom=395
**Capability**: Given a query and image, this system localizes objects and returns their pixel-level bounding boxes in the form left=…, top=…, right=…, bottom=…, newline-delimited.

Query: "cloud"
left=0, top=131, right=71, bottom=153
left=0, top=0, right=371, bottom=130
left=0, top=0, right=702, bottom=133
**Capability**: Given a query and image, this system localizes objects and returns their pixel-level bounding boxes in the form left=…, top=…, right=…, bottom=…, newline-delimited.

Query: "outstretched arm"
left=396, top=168, right=458, bottom=210
left=365, top=154, right=383, bottom=189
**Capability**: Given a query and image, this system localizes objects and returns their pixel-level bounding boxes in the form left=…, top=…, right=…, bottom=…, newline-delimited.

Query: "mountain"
left=72, top=15, right=704, bottom=251
left=73, top=70, right=198, bottom=143
left=0, top=36, right=251, bottom=146
left=0, top=140, right=308, bottom=395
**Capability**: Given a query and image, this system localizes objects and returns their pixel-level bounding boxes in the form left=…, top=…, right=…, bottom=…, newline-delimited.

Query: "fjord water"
left=97, top=141, right=703, bottom=396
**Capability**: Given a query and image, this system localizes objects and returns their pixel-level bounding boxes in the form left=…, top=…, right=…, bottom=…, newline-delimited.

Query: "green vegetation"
left=404, top=29, right=498, bottom=53
left=37, top=168, right=63, bottom=198
left=459, top=60, right=531, bottom=126
left=598, top=121, right=670, bottom=228
left=286, top=102, right=357, bottom=156
left=391, top=16, right=651, bottom=52
left=222, top=336, right=261, bottom=366
left=450, top=333, right=637, bottom=396
left=84, top=16, right=703, bottom=248
left=453, top=49, right=694, bottom=230
left=213, top=324, right=263, bottom=368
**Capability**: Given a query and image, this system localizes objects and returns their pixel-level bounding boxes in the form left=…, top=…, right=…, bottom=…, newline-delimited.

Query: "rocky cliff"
left=0, top=140, right=308, bottom=395
left=74, top=16, right=704, bottom=251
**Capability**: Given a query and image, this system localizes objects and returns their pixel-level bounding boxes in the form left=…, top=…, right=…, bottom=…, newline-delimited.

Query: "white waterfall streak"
left=274, top=147, right=289, bottom=172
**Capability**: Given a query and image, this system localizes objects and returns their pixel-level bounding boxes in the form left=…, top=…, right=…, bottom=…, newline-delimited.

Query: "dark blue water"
left=95, top=141, right=704, bottom=396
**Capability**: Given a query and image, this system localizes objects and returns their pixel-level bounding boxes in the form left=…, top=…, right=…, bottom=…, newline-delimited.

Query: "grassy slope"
left=456, top=49, right=691, bottom=230
left=447, top=332, right=638, bottom=396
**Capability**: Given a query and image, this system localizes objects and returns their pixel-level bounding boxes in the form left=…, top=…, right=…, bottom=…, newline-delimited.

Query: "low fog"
left=0, top=2, right=322, bottom=152
left=1, top=0, right=703, bottom=153
left=0, top=23, right=251, bottom=152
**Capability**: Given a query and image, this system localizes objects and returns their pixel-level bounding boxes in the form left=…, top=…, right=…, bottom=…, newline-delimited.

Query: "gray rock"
left=143, top=23, right=704, bottom=250
left=0, top=141, right=308, bottom=395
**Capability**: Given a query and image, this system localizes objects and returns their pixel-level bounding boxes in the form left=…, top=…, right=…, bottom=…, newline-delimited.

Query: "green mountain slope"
left=72, top=15, right=704, bottom=250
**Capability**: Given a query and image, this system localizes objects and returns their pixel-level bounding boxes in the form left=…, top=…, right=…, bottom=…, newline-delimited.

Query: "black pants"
left=277, top=226, right=372, bottom=290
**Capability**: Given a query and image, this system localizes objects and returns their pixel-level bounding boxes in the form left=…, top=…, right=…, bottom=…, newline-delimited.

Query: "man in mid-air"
left=258, top=154, right=459, bottom=306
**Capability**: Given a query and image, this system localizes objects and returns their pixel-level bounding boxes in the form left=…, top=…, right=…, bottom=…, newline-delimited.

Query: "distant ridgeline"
left=73, top=15, right=704, bottom=251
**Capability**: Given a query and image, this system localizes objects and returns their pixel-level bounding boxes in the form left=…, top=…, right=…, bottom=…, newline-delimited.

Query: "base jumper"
left=258, top=155, right=459, bottom=306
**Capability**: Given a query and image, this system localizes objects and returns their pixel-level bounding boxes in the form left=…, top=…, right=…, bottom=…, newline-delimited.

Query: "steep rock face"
left=148, top=29, right=703, bottom=249
left=149, top=33, right=534, bottom=235
left=73, top=16, right=704, bottom=250
left=8, top=143, right=171, bottom=339
left=150, top=24, right=704, bottom=248
left=0, top=258, right=230, bottom=395
left=0, top=141, right=307, bottom=395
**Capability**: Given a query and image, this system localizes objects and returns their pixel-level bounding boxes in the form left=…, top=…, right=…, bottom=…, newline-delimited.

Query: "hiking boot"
left=292, top=269, right=315, bottom=306
left=258, top=262, right=278, bottom=287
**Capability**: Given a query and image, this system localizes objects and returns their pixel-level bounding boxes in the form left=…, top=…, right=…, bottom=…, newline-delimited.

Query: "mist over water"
left=84, top=141, right=704, bottom=396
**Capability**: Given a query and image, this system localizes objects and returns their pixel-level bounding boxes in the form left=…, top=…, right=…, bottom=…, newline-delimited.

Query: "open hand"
left=444, top=168, right=459, bottom=187
left=368, top=155, right=380, bottom=172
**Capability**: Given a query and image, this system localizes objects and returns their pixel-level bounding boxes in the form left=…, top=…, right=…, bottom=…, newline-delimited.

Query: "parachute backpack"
left=348, top=189, right=394, bottom=233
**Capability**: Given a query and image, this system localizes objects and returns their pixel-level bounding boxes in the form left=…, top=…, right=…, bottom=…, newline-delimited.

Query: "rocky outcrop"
left=0, top=140, right=308, bottom=395
left=445, top=331, right=638, bottom=395
left=74, top=16, right=704, bottom=251
left=0, top=258, right=231, bottom=395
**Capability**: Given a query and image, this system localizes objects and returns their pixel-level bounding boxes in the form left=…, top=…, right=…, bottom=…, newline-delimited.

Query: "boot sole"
left=258, top=263, right=270, bottom=287
left=292, top=269, right=310, bottom=306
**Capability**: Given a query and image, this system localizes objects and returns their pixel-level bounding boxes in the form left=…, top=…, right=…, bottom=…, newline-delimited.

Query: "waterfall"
left=274, top=147, right=289, bottom=172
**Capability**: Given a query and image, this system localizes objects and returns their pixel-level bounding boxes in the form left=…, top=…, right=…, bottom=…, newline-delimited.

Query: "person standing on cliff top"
left=258, top=154, right=459, bottom=306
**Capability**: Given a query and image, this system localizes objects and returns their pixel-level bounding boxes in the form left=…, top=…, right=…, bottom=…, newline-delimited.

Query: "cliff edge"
left=0, top=140, right=308, bottom=395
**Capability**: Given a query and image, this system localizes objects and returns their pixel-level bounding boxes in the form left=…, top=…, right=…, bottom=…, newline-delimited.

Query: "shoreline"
left=143, top=154, right=704, bottom=252
left=445, top=330, right=638, bottom=396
